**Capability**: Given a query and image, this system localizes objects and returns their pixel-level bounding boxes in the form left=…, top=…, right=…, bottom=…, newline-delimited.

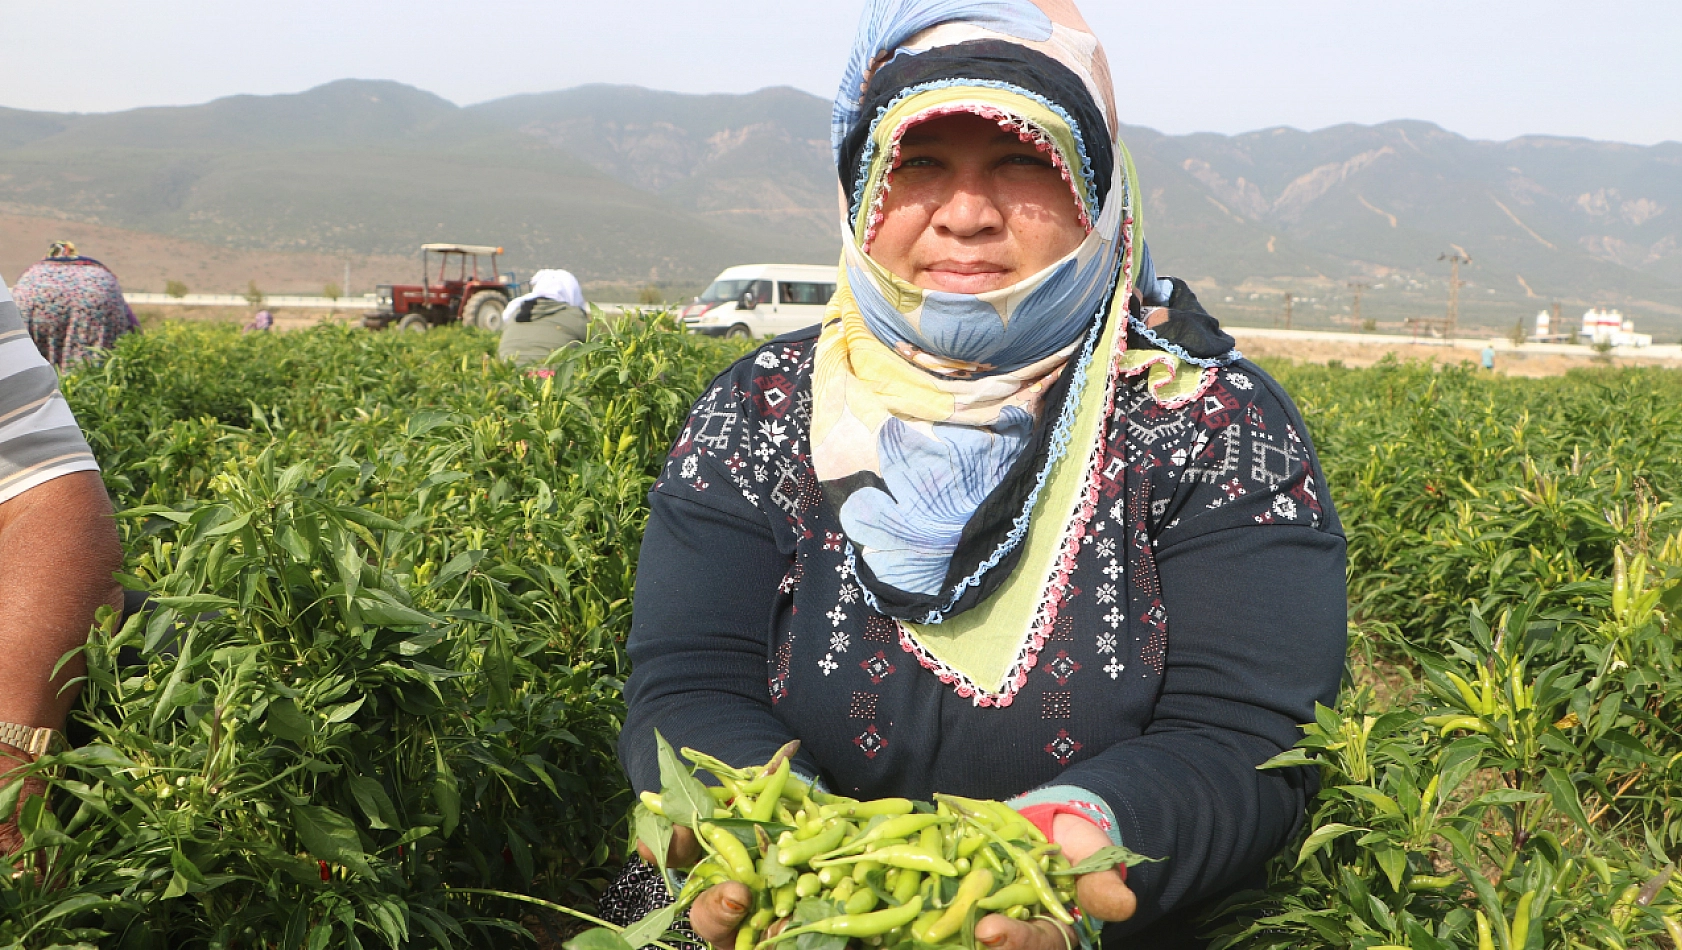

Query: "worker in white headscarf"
left=497, top=269, right=590, bottom=365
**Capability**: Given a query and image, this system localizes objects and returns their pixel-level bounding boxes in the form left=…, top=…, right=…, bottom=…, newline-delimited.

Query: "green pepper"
left=852, top=859, right=882, bottom=884
left=977, top=881, right=1039, bottom=912
left=835, top=798, right=916, bottom=819
left=818, top=844, right=957, bottom=877
left=795, top=872, right=822, bottom=899
left=701, top=824, right=763, bottom=890
left=773, top=882, right=797, bottom=918
left=893, top=869, right=923, bottom=905
left=924, top=867, right=994, bottom=942
left=845, top=887, right=880, bottom=915
left=764, top=896, right=924, bottom=943
left=778, top=821, right=849, bottom=866
left=750, top=757, right=792, bottom=822
left=639, top=791, right=666, bottom=816
left=832, top=813, right=949, bottom=856
left=734, top=926, right=757, bottom=950
left=832, top=877, right=857, bottom=902
left=910, top=909, right=944, bottom=943
left=1001, top=840, right=1072, bottom=926
left=955, top=832, right=985, bottom=859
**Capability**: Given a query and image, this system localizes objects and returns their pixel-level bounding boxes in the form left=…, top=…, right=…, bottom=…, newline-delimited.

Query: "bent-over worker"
left=498, top=269, right=590, bottom=366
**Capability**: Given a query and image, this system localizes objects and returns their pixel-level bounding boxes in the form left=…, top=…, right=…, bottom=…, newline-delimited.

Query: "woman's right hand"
left=635, top=827, right=755, bottom=950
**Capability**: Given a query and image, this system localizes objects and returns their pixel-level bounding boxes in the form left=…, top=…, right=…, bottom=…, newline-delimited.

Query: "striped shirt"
left=0, top=273, right=100, bottom=506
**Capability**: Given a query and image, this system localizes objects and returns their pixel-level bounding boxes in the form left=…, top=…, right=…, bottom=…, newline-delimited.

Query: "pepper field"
left=2, top=317, right=1680, bottom=949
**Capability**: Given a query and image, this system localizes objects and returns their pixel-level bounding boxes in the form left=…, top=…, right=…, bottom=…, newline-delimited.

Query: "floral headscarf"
left=812, top=0, right=1234, bottom=624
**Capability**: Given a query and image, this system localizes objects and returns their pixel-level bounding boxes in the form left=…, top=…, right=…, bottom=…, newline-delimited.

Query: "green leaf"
left=564, top=929, right=634, bottom=950
left=621, top=903, right=678, bottom=950
left=349, top=775, right=401, bottom=831
left=435, top=550, right=485, bottom=587
left=634, top=801, right=674, bottom=878
left=357, top=593, right=437, bottom=629
left=1058, top=844, right=1166, bottom=876
left=1336, top=785, right=1403, bottom=818
left=292, top=802, right=373, bottom=879
left=1295, top=823, right=1365, bottom=867
left=434, top=745, right=460, bottom=838
left=655, top=730, right=712, bottom=830
left=152, top=594, right=237, bottom=613
left=1541, top=766, right=1593, bottom=832
left=1373, top=846, right=1406, bottom=892
left=264, top=698, right=315, bottom=743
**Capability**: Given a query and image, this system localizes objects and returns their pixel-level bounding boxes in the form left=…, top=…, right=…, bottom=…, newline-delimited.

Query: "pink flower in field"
left=526, top=368, right=556, bottom=379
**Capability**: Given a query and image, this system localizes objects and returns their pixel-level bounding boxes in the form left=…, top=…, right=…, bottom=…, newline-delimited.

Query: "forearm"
left=621, top=488, right=805, bottom=792
left=0, top=470, right=123, bottom=730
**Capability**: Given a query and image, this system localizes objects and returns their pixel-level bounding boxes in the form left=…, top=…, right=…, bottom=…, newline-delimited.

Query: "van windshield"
left=698, top=279, right=756, bottom=304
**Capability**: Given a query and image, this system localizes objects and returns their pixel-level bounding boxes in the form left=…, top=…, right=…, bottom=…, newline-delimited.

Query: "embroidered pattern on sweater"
left=655, top=336, right=1327, bottom=745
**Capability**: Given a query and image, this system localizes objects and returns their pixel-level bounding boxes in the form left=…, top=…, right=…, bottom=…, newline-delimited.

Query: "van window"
left=699, top=278, right=774, bottom=306
left=779, top=282, right=837, bottom=305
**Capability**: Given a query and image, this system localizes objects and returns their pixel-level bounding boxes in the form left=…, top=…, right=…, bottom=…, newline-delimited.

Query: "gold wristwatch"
left=0, top=722, right=68, bottom=758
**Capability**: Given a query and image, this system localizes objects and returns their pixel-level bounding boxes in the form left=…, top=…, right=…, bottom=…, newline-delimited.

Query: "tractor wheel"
left=398, top=314, right=430, bottom=333
left=464, top=291, right=509, bottom=332
left=725, top=324, right=753, bottom=339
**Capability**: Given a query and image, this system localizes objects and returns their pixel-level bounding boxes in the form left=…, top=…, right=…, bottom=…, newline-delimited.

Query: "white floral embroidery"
left=830, top=630, right=850, bottom=653
left=1227, top=372, right=1254, bottom=391
left=819, top=654, right=839, bottom=676
left=755, top=350, right=780, bottom=368
left=1095, top=583, right=1118, bottom=604
left=836, top=560, right=854, bottom=580
left=827, top=605, right=847, bottom=627
left=1104, top=606, right=1124, bottom=627
left=837, top=583, right=859, bottom=605
left=1272, top=494, right=1298, bottom=520
left=1110, top=499, right=1125, bottom=522
left=680, top=455, right=699, bottom=480
left=1104, top=657, right=1126, bottom=679
left=759, top=420, right=788, bottom=445
left=753, top=464, right=768, bottom=483
left=1103, top=559, right=1123, bottom=580
left=1095, top=538, right=1116, bottom=559
left=1096, top=632, right=1117, bottom=654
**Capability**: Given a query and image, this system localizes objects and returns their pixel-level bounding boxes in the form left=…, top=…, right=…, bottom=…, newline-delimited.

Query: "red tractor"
left=364, top=244, right=515, bottom=332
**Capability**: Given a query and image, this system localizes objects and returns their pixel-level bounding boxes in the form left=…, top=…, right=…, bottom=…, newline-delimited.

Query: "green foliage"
left=13, top=330, right=1682, bottom=948
left=245, top=281, right=266, bottom=309
left=5, top=318, right=748, bottom=948
left=1211, top=358, right=1682, bottom=949
left=325, top=283, right=343, bottom=302
left=164, top=280, right=189, bottom=299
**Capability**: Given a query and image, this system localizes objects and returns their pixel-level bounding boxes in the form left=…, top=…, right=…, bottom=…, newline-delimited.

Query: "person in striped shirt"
left=0, top=271, right=124, bottom=857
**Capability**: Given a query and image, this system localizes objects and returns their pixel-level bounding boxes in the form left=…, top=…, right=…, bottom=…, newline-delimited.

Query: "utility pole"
left=1348, top=281, right=1368, bottom=328
left=344, top=260, right=352, bottom=299
left=1282, top=292, right=1294, bottom=330
left=1439, top=251, right=1471, bottom=338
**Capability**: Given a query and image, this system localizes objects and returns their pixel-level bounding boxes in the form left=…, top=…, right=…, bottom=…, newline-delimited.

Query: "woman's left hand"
left=971, top=813, right=1136, bottom=950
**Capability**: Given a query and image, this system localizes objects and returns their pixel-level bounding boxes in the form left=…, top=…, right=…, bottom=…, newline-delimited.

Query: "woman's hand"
left=972, top=813, right=1136, bottom=950
left=635, top=827, right=758, bottom=949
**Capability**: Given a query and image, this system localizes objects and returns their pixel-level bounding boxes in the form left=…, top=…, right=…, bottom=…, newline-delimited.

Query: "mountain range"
left=1, top=79, right=1677, bottom=334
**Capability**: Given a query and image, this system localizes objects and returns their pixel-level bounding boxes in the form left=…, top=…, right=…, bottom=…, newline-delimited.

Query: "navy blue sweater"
left=620, top=319, right=1346, bottom=947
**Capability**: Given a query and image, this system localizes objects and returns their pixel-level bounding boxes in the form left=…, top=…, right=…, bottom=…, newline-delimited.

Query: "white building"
left=1579, top=308, right=1651, bottom=348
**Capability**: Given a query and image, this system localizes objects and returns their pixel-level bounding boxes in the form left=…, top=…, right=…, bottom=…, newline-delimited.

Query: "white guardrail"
left=125, top=293, right=380, bottom=310
left=1223, top=325, right=1682, bottom=362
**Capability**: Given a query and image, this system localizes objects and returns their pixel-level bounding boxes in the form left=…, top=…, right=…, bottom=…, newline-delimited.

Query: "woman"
left=11, top=242, right=138, bottom=369
left=610, top=2, right=1347, bottom=947
left=498, top=268, right=589, bottom=365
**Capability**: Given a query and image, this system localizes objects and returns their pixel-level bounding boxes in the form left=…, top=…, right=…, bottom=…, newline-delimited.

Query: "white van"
left=680, top=264, right=837, bottom=339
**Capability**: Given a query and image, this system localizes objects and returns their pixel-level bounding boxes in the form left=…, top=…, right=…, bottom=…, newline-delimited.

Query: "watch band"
left=0, top=721, right=68, bottom=758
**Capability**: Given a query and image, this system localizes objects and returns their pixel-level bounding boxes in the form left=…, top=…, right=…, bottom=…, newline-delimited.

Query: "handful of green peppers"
left=627, top=736, right=1155, bottom=950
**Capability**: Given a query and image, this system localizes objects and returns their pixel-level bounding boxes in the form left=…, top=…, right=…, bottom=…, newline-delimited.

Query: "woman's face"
left=869, top=112, right=1088, bottom=295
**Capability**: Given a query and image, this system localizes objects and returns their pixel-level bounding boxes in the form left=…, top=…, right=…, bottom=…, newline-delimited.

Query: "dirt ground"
left=1229, top=333, right=1681, bottom=377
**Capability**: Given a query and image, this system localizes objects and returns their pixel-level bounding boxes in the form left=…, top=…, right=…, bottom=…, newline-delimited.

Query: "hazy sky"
left=2, top=1, right=1678, bottom=145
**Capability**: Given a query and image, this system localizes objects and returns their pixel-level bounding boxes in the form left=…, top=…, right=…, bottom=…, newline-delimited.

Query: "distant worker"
left=244, top=309, right=274, bottom=333
left=498, top=269, right=589, bottom=366
left=0, top=269, right=125, bottom=858
left=1482, top=344, right=1496, bottom=371
left=10, top=241, right=139, bottom=369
